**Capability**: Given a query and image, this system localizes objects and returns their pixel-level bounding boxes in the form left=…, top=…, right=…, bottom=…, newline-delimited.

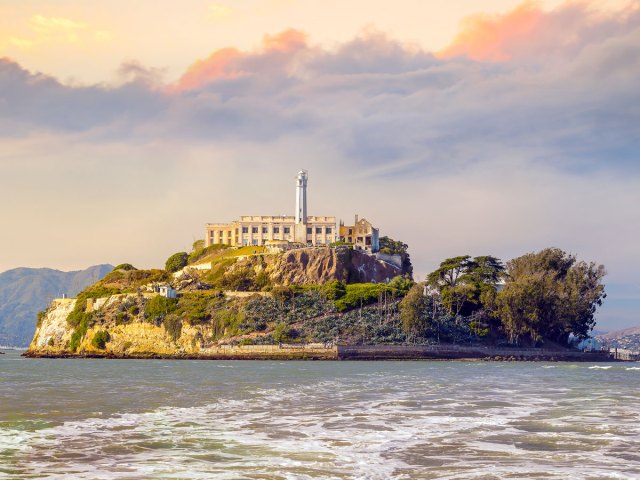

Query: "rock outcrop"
left=233, top=247, right=406, bottom=286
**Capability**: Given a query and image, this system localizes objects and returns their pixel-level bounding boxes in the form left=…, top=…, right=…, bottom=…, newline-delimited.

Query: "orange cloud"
left=262, top=29, right=307, bottom=51
left=175, top=29, right=307, bottom=91
left=438, top=2, right=543, bottom=61
left=176, top=47, right=243, bottom=91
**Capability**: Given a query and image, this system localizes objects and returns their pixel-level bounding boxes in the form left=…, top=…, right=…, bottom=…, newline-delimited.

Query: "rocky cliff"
left=232, top=247, right=405, bottom=286
left=25, top=246, right=413, bottom=358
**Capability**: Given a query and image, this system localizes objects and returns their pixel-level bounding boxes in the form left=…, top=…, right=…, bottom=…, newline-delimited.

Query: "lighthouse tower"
left=295, top=170, right=308, bottom=224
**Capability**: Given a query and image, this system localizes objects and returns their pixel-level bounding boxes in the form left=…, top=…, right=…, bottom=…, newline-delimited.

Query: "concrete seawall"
left=25, top=343, right=617, bottom=361
left=337, top=345, right=614, bottom=361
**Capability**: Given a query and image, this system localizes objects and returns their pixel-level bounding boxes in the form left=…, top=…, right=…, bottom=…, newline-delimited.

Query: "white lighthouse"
left=295, top=170, right=308, bottom=224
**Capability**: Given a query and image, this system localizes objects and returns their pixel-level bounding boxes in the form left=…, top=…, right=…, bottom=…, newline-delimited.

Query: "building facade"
left=339, top=215, right=380, bottom=252
left=205, top=171, right=337, bottom=248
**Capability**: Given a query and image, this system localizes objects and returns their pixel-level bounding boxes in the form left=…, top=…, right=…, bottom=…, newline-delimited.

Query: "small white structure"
left=154, top=284, right=177, bottom=298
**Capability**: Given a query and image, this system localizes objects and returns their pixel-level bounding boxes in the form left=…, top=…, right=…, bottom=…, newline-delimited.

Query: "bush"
left=323, top=280, right=346, bottom=300
left=113, top=263, right=136, bottom=271
left=273, top=322, right=290, bottom=343
left=36, top=309, right=48, bottom=328
left=165, top=252, right=188, bottom=273
left=69, top=314, right=93, bottom=351
left=145, top=295, right=178, bottom=324
left=163, top=317, right=182, bottom=341
left=92, top=330, right=111, bottom=350
left=335, top=283, right=388, bottom=312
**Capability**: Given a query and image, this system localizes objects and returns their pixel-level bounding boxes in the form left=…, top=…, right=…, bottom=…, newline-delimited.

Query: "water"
left=1, top=350, right=639, bottom=479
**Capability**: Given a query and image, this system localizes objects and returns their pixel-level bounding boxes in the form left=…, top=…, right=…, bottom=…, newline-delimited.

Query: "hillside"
left=26, top=247, right=413, bottom=357
left=597, top=327, right=640, bottom=351
left=0, top=264, right=113, bottom=347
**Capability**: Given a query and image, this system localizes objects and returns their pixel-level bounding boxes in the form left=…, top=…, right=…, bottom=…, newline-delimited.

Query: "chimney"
left=355, top=214, right=359, bottom=224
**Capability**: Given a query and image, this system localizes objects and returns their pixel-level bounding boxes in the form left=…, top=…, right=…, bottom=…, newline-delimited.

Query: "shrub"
left=165, top=252, right=188, bottom=273
left=69, top=314, right=93, bottom=351
left=92, top=330, right=111, bottom=350
left=145, top=295, right=178, bottom=324
left=323, top=280, right=346, bottom=300
left=36, top=309, right=48, bottom=328
left=163, top=317, right=182, bottom=341
left=47, top=337, right=55, bottom=346
left=113, top=263, right=136, bottom=271
left=273, top=322, right=290, bottom=343
left=335, top=283, right=388, bottom=312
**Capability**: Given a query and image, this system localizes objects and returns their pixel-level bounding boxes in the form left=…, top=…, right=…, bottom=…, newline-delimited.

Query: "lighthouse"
left=295, top=170, right=308, bottom=224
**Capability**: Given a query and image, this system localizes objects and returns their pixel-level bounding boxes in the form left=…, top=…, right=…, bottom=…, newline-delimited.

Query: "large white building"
left=205, top=171, right=338, bottom=248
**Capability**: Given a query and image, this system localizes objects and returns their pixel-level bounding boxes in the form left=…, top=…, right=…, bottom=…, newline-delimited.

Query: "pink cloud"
left=174, top=29, right=307, bottom=91
left=438, top=1, right=640, bottom=62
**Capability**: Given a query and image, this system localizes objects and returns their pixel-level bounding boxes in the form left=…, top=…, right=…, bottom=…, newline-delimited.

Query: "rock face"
left=25, top=247, right=412, bottom=358
left=26, top=294, right=337, bottom=359
left=239, top=247, right=406, bottom=286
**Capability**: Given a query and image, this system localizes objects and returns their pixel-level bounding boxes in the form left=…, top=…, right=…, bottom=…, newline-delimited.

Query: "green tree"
left=427, top=255, right=504, bottom=317
left=496, top=248, right=606, bottom=345
left=165, top=252, right=188, bottom=273
left=399, top=283, right=429, bottom=338
left=192, top=239, right=205, bottom=251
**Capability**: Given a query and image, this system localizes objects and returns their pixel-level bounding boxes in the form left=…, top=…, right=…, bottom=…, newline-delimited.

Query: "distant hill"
left=596, top=326, right=640, bottom=351
left=0, top=265, right=113, bottom=347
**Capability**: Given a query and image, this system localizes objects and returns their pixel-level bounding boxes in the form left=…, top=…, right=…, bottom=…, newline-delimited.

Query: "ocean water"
left=1, top=350, right=639, bottom=479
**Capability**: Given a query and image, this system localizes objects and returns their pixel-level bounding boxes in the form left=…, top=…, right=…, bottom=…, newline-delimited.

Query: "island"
left=25, top=171, right=613, bottom=361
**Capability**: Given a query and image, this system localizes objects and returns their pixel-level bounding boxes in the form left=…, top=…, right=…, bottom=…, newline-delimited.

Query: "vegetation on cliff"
left=29, top=242, right=606, bottom=356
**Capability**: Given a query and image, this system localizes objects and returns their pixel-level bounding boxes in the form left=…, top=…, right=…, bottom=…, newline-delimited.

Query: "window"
left=252, top=239, right=258, bottom=245
left=307, top=227, right=312, bottom=234
left=273, top=227, right=280, bottom=234
left=326, top=228, right=332, bottom=234
left=348, top=228, right=353, bottom=234
left=284, top=227, right=290, bottom=234
left=262, top=227, right=268, bottom=234
left=242, top=227, right=248, bottom=234
left=348, top=237, right=352, bottom=242
left=235, top=228, right=239, bottom=235
left=357, top=237, right=363, bottom=243
left=219, top=230, right=223, bottom=236
left=252, top=227, right=258, bottom=234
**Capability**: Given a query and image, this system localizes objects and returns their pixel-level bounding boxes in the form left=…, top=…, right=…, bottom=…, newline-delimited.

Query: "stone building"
left=339, top=215, right=380, bottom=252
left=205, top=171, right=336, bottom=248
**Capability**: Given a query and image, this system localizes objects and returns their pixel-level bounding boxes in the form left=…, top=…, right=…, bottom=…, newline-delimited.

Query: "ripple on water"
left=2, top=360, right=640, bottom=479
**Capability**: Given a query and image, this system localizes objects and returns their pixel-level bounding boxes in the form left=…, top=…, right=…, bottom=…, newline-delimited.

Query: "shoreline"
left=20, top=344, right=622, bottom=362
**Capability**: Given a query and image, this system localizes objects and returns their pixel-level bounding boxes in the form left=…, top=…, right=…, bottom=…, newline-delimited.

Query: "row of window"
left=237, top=226, right=332, bottom=235
left=241, top=239, right=333, bottom=246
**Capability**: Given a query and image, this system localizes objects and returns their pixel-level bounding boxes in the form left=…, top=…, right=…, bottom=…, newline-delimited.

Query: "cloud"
left=439, top=2, right=543, bottom=61
left=29, top=15, right=87, bottom=43
left=438, top=0, right=640, bottom=62
left=174, top=29, right=307, bottom=91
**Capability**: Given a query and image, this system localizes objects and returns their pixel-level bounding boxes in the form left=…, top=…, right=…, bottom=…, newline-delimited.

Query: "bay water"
left=1, top=350, right=639, bottom=479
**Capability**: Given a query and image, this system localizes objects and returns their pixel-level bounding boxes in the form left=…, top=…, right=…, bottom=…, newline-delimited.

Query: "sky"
left=0, top=0, right=639, bottom=331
